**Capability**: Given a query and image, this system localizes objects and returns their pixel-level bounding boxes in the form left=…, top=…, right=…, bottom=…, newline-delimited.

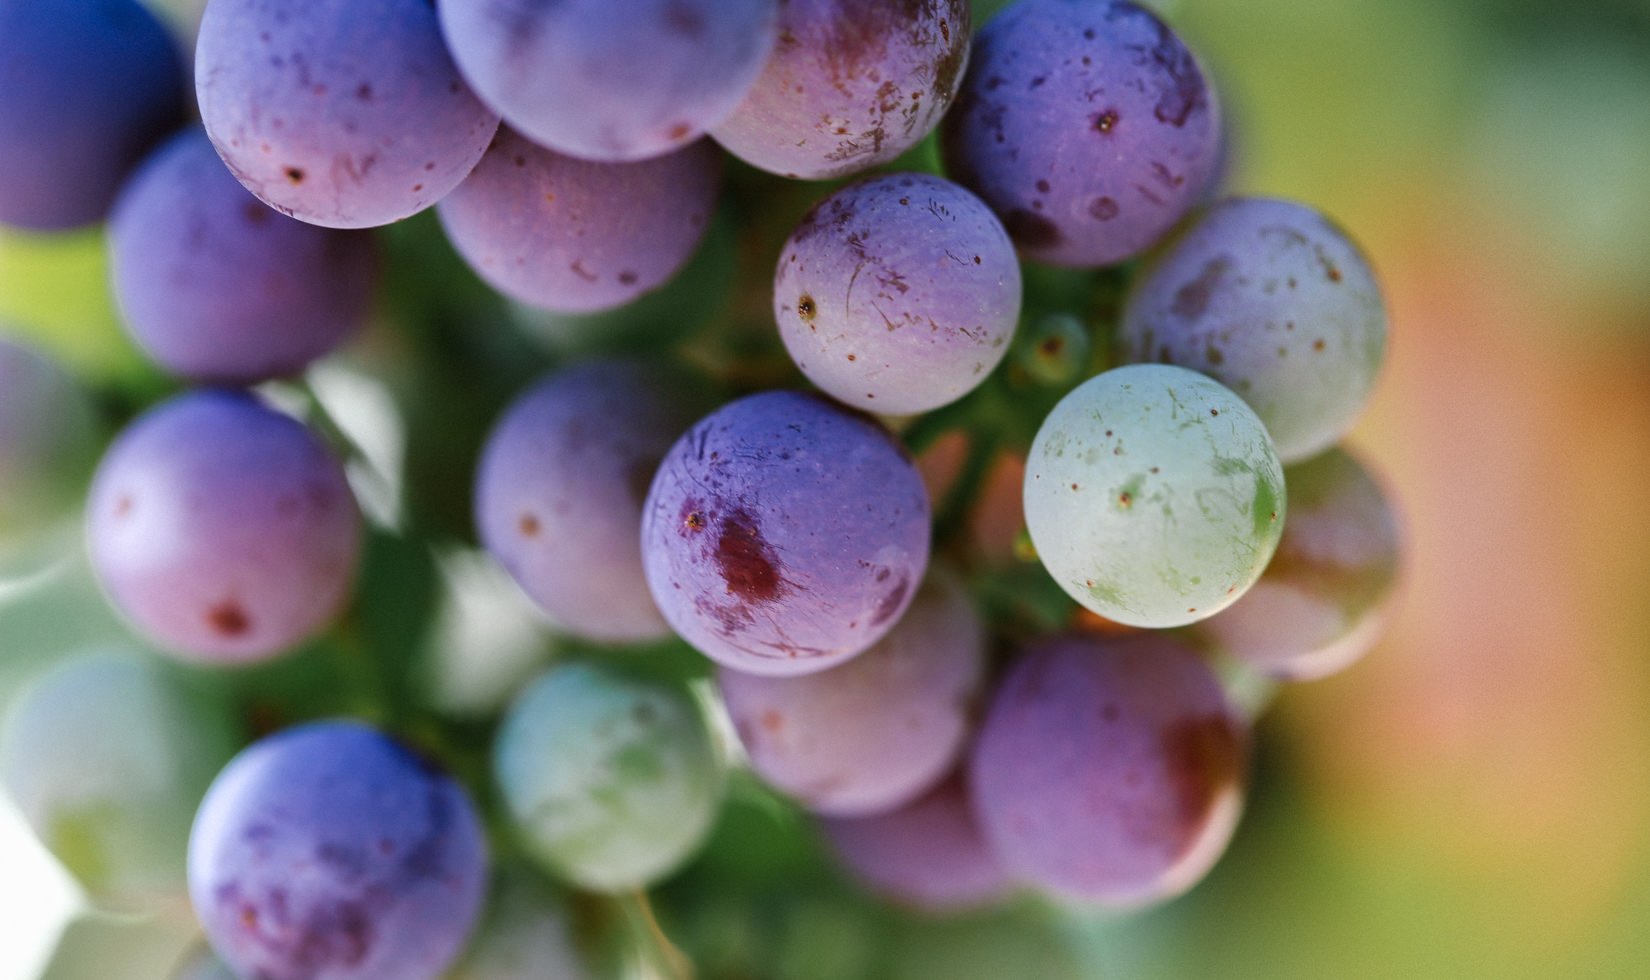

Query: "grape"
left=493, top=662, right=725, bottom=892
left=108, top=128, right=377, bottom=384
left=474, top=361, right=710, bottom=643
left=773, top=174, right=1022, bottom=415
left=940, top=0, right=1222, bottom=267
left=195, top=0, right=500, bottom=229
left=438, top=129, right=721, bottom=313
left=188, top=721, right=489, bottom=980
left=1023, top=363, right=1285, bottom=628
left=1195, top=448, right=1401, bottom=681
left=0, top=0, right=185, bottom=231
left=640, top=391, right=931, bottom=676
left=439, top=0, right=780, bottom=162
left=1116, top=196, right=1388, bottom=461
left=0, top=651, right=238, bottom=911
left=711, top=0, right=971, bottom=180
left=0, top=337, right=101, bottom=580
left=451, top=871, right=589, bottom=980
left=718, top=572, right=986, bottom=816
left=85, top=390, right=363, bottom=663
left=969, top=632, right=1248, bottom=907
left=819, top=773, right=1009, bottom=911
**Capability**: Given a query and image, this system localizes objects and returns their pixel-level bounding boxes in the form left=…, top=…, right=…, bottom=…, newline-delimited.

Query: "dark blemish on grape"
left=1151, top=466, right=1160, bottom=474
left=425, top=161, right=436, bottom=172
left=1005, top=209, right=1062, bottom=248
left=1119, top=492, right=1133, bottom=507
left=1206, top=345, right=1224, bottom=366
left=1084, top=27, right=1097, bottom=40
left=973, top=254, right=982, bottom=264
left=666, top=122, right=692, bottom=141
left=283, top=166, right=305, bottom=184
left=518, top=513, right=541, bottom=538
left=513, top=155, right=526, bottom=167
left=114, top=495, right=133, bottom=519
left=570, top=259, right=597, bottom=282
left=683, top=511, right=706, bottom=532
left=1327, top=266, right=1343, bottom=283
left=1036, top=179, right=1051, bottom=194
left=1161, top=714, right=1243, bottom=839
left=899, top=197, right=910, bottom=206
left=797, top=295, right=816, bottom=324
left=760, top=710, right=784, bottom=733
left=449, top=81, right=462, bottom=94
left=1070, top=482, right=1080, bottom=491
left=355, top=83, right=373, bottom=101
left=715, top=510, right=785, bottom=603
left=1170, top=256, right=1232, bottom=319
left=1135, top=182, right=1167, bottom=206
left=1313, top=338, right=1326, bottom=352
left=663, top=1, right=705, bottom=35
left=1093, top=109, right=1119, bottom=134
left=847, top=353, right=857, bottom=361
left=1209, top=408, right=1220, bottom=416
left=207, top=600, right=251, bottom=637
left=870, top=576, right=910, bottom=626
left=1030, top=75, right=1047, bottom=89
left=1090, top=196, right=1120, bottom=221
left=618, top=270, right=639, bottom=286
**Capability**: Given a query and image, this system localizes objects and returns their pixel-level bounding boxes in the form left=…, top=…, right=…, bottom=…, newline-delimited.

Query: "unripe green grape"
left=0, top=335, right=100, bottom=580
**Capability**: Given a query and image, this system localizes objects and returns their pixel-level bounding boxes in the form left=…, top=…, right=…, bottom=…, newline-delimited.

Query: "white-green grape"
left=493, top=663, right=725, bottom=892
left=1023, top=364, right=1285, bottom=628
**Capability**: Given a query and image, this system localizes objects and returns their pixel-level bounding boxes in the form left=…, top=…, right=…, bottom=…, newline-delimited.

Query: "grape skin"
left=195, top=0, right=501, bottom=229
left=474, top=361, right=710, bottom=643
left=712, top=0, right=971, bottom=180
left=718, top=572, right=986, bottom=817
left=0, top=0, right=186, bottom=231
left=1023, top=363, right=1285, bottom=629
left=641, top=391, right=932, bottom=677
left=969, top=632, right=1248, bottom=908
left=0, top=337, right=101, bottom=580
left=439, top=0, right=780, bottom=162
left=941, top=0, right=1222, bottom=267
left=188, top=721, right=489, bottom=980
left=108, top=128, right=377, bottom=384
left=773, top=173, right=1022, bottom=415
left=85, top=390, right=363, bottom=663
left=438, top=128, right=721, bottom=313
left=493, top=663, right=725, bottom=892
left=1117, top=196, right=1389, bottom=461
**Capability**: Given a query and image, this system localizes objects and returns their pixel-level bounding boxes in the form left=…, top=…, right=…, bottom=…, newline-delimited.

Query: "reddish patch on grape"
left=518, top=514, right=541, bottom=537
left=207, top=600, right=252, bottom=637
left=715, top=510, right=785, bottom=603
left=1160, top=714, right=1244, bottom=836
left=870, top=576, right=910, bottom=626
left=760, top=709, right=784, bottom=733
left=1089, top=196, right=1120, bottom=221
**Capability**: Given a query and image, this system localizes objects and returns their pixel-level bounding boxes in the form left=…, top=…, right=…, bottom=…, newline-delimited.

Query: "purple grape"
left=641, top=391, right=931, bottom=676
left=1195, top=448, right=1401, bottom=681
left=1116, top=196, right=1388, bottom=461
left=0, top=337, right=101, bottom=579
left=940, top=0, right=1222, bottom=267
left=195, top=0, right=500, bottom=229
left=819, top=773, right=1009, bottom=911
left=774, top=174, right=1022, bottom=415
left=86, top=390, right=363, bottom=663
left=474, top=361, right=710, bottom=643
left=188, top=721, right=488, bottom=980
left=108, top=128, right=376, bottom=384
left=438, top=128, right=721, bottom=313
left=970, top=632, right=1249, bottom=908
left=719, top=571, right=985, bottom=815
left=439, top=0, right=780, bottom=162
left=0, top=0, right=186, bottom=231
left=711, top=0, right=971, bottom=180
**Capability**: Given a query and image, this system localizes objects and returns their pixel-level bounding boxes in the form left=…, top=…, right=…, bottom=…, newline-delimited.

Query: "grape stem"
left=620, top=890, right=694, bottom=980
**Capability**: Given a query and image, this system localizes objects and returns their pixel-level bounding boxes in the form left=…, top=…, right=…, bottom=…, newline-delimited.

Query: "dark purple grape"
left=941, top=0, right=1222, bottom=267
left=774, top=173, right=1022, bottom=414
left=0, top=0, right=186, bottom=231
left=712, top=0, right=971, bottom=180
left=195, top=0, right=500, bottom=228
left=86, top=390, right=363, bottom=663
left=820, top=773, right=1009, bottom=911
left=438, top=128, right=721, bottom=313
left=474, top=361, right=710, bottom=643
left=641, top=391, right=931, bottom=676
left=718, top=571, right=986, bottom=816
left=439, top=0, right=779, bottom=162
left=188, top=721, right=488, bottom=980
left=970, top=632, right=1248, bottom=907
left=108, top=128, right=376, bottom=384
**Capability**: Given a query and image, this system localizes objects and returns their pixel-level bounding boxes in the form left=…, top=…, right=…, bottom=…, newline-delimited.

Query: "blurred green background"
left=4, top=0, right=1650, bottom=977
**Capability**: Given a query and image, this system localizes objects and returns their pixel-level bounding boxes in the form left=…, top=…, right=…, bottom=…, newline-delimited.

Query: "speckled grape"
left=774, top=174, right=1022, bottom=414
left=1195, top=448, right=1401, bottom=680
left=196, top=0, right=500, bottom=228
left=474, top=361, right=710, bottom=643
left=941, top=0, right=1222, bottom=267
left=493, top=663, right=725, bottom=892
left=1117, top=196, right=1388, bottom=461
left=0, top=337, right=101, bottom=580
left=712, top=0, right=971, bottom=179
left=0, top=652, right=238, bottom=911
left=86, top=390, right=363, bottom=663
left=641, top=391, right=932, bottom=676
left=439, top=0, right=779, bottom=162
left=820, top=773, right=1009, bottom=911
left=1024, top=364, right=1285, bottom=628
left=438, top=128, right=721, bottom=313
left=718, top=571, right=986, bottom=816
left=109, top=128, right=376, bottom=384
left=969, top=633, right=1248, bottom=907
left=189, top=721, right=489, bottom=980
left=0, top=0, right=186, bottom=231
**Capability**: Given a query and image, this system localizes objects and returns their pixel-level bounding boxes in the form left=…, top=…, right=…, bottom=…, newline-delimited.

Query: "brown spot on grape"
left=846, top=353, right=857, bottom=361
left=519, top=514, right=540, bottom=537
left=1035, top=179, right=1051, bottom=193
left=1170, top=256, right=1232, bottom=320
left=618, top=270, right=639, bottom=286
left=797, top=294, right=816, bottom=321
left=684, top=511, right=706, bottom=532
left=114, top=495, right=133, bottom=518
left=1313, top=338, right=1327, bottom=352
left=666, top=122, right=692, bottom=141
left=1209, top=408, right=1220, bottom=416
left=760, top=710, right=783, bottom=733
left=283, top=166, right=305, bottom=184
left=1093, top=110, right=1119, bottom=134
left=207, top=601, right=251, bottom=637
left=1089, top=196, right=1120, bottom=221
left=355, top=83, right=373, bottom=101
left=715, top=510, right=785, bottom=602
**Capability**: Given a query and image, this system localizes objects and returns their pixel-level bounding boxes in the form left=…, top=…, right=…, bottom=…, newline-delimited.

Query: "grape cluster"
left=0, top=0, right=1400, bottom=975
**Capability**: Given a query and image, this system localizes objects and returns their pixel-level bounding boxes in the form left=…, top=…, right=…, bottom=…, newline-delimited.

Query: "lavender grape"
left=712, top=0, right=971, bottom=180
left=196, top=0, right=500, bottom=228
left=109, top=128, right=376, bottom=384
left=941, top=0, right=1222, bottom=267
left=774, top=174, right=1022, bottom=415
left=641, top=391, right=931, bottom=676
